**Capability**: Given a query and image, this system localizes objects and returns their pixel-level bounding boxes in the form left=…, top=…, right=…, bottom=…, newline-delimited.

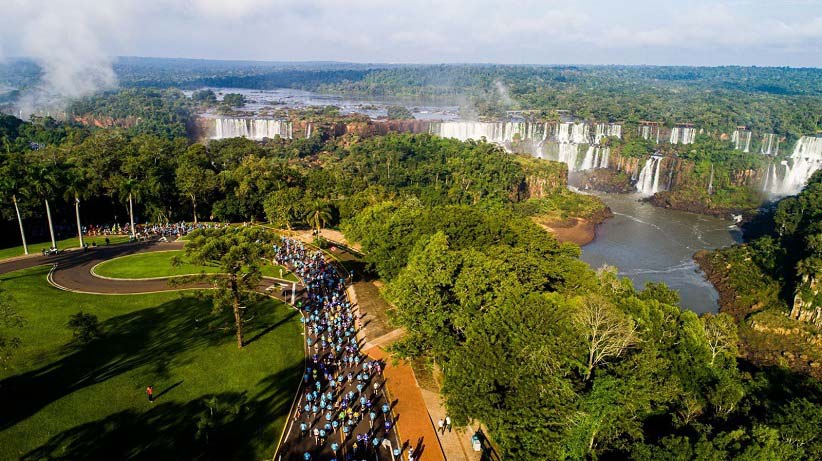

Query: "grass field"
left=93, top=250, right=298, bottom=281
left=0, top=266, right=304, bottom=460
left=0, top=235, right=131, bottom=260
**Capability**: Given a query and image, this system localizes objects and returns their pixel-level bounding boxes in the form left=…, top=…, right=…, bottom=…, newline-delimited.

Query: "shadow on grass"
left=22, top=364, right=302, bottom=461
left=0, top=295, right=297, bottom=432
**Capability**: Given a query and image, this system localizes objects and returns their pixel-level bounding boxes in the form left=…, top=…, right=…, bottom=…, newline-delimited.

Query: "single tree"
left=305, top=200, right=332, bottom=237
left=118, top=177, right=140, bottom=238
left=67, top=311, right=102, bottom=343
left=64, top=164, right=92, bottom=248
left=27, top=162, right=59, bottom=249
left=176, top=145, right=217, bottom=224
left=701, top=313, right=738, bottom=367
left=0, top=158, right=30, bottom=254
left=178, top=227, right=275, bottom=349
left=575, top=295, right=637, bottom=381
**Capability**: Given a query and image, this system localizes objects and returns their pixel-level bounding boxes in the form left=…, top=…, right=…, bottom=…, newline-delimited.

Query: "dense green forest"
left=343, top=173, right=822, bottom=461
left=0, top=114, right=592, bottom=241
left=1, top=113, right=822, bottom=459
left=695, top=172, right=822, bottom=377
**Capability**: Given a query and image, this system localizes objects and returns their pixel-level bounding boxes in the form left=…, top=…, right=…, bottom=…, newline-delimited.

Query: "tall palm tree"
left=0, top=165, right=29, bottom=254
left=64, top=166, right=91, bottom=248
left=28, top=164, right=58, bottom=249
left=305, top=200, right=333, bottom=237
left=118, top=178, right=140, bottom=239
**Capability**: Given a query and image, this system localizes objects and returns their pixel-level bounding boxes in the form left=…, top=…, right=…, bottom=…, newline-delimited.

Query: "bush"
left=67, top=311, right=102, bottom=343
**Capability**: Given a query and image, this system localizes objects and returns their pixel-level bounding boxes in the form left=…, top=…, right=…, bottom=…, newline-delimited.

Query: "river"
left=581, top=193, right=742, bottom=314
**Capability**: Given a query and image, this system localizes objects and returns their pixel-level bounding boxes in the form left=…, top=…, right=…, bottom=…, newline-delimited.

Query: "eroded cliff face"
left=74, top=115, right=141, bottom=129
left=516, top=157, right=567, bottom=200
left=792, top=274, right=822, bottom=327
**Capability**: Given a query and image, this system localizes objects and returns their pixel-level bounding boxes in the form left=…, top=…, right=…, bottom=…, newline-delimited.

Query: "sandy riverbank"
left=535, top=217, right=598, bottom=246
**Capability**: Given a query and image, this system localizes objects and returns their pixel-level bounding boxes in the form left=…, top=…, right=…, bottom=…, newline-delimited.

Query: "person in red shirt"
left=146, top=385, right=154, bottom=402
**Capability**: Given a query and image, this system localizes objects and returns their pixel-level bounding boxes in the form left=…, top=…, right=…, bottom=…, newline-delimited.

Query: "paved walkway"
left=365, top=346, right=446, bottom=461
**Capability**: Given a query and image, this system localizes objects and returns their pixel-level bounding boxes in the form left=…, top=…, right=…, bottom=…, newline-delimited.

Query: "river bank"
left=537, top=217, right=599, bottom=246
left=579, top=192, right=741, bottom=313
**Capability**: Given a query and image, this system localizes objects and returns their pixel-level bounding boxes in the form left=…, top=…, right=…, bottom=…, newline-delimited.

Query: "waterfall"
left=306, top=123, right=312, bottom=138
left=670, top=127, right=696, bottom=145
left=763, top=136, right=822, bottom=196
left=554, top=122, right=589, bottom=144
left=213, top=118, right=293, bottom=140
left=707, top=164, right=715, bottom=195
left=580, top=146, right=595, bottom=171
left=429, top=121, right=553, bottom=144
left=593, top=123, right=622, bottom=145
left=636, top=156, right=664, bottom=196
left=639, top=124, right=660, bottom=143
left=761, top=133, right=779, bottom=155
left=732, top=130, right=752, bottom=152
left=558, top=143, right=581, bottom=171
left=598, top=147, right=610, bottom=169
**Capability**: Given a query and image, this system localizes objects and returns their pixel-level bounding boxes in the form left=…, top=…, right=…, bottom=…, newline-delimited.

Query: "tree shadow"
left=244, top=309, right=298, bottom=347
left=22, top=364, right=303, bottom=461
left=154, top=380, right=184, bottom=401
left=0, top=295, right=295, bottom=431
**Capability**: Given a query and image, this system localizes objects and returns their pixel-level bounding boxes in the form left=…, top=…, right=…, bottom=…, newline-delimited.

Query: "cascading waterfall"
left=638, top=124, right=661, bottom=143
left=579, top=146, right=611, bottom=170
left=429, top=121, right=552, bottom=144
left=557, top=143, right=581, bottom=170
left=763, top=136, right=822, bottom=196
left=306, top=123, right=312, bottom=138
left=670, top=127, right=696, bottom=145
left=707, top=164, right=715, bottom=195
left=429, top=120, right=621, bottom=173
left=731, top=130, right=752, bottom=152
left=593, top=123, right=622, bottom=145
left=636, top=156, right=664, bottom=196
left=213, top=118, right=292, bottom=140
left=761, top=134, right=779, bottom=155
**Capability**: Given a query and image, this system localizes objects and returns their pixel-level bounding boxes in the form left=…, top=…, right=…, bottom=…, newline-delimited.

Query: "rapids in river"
left=581, top=193, right=742, bottom=314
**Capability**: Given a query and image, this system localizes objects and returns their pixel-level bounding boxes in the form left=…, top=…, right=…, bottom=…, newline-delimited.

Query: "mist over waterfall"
left=670, top=127, right=696, bottom=145
left=763, top=136, right=822, bottom=196
left=213, top=118, right=293, bottom=140
left=636, top=156, right=664, bottom=196
left=731, top=129, right=752, bottom=152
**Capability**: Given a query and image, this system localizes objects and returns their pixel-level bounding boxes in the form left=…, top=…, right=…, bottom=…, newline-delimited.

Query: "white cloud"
left=1, top=0, right=821, bottom=82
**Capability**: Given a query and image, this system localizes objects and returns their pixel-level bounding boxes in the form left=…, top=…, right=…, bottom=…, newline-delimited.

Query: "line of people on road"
left=274, top=237, right=402, bottom=461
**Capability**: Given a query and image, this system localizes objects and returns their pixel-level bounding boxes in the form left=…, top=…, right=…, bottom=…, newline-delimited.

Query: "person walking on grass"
left=146, top=385, right=154, bottom=403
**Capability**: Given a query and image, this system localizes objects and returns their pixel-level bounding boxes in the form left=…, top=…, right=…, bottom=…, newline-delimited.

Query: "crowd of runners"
left=82, top=222, right=229, bottom=241
left=273, top=237, right=402, bottom=461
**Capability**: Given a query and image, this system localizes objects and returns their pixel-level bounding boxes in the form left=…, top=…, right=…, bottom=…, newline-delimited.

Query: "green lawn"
left=0, top=266, right=304, bottom=460
left=93, top=250, right=298, bottom=281
left=0, top=235, right=131, bottom=260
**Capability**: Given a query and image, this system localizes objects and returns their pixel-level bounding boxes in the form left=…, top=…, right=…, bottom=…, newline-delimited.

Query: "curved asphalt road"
left=0, top=240, right=299, bottom=297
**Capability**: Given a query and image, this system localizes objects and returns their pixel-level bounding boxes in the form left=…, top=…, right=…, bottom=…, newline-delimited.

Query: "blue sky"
left=2, top=0, right=822, bottom=67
